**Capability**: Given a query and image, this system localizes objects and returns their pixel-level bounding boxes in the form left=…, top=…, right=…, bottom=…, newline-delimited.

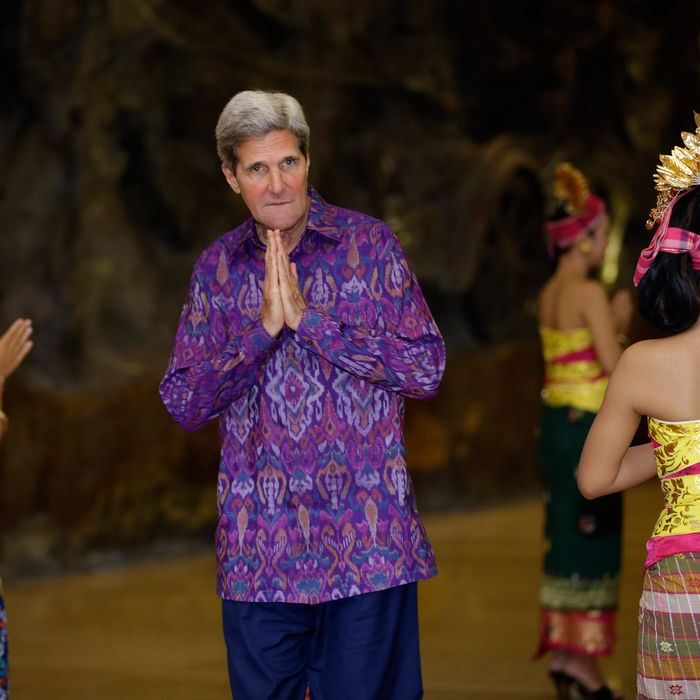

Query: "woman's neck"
left=556, top=250, right=590, bottom=278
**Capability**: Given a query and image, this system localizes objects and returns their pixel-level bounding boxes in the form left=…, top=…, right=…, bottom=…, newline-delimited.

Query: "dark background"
left=0, top=0, right=697, bottom=578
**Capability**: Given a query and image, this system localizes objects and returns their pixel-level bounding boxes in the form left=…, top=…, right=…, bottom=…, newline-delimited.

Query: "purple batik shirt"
left=159, top=187, right=445, bottom=603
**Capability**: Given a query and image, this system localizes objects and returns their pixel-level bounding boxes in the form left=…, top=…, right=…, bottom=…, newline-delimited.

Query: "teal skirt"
left=538, top=404, right=622, bottom=614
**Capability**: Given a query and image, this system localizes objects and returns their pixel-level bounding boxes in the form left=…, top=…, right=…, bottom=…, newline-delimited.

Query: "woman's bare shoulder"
left=617, top=335, right=700, bottom=418
left=620, top=338, right=668, bottom=366
left=614, top=337, right=693, bottom=394
left=605, top=340, right=662, bottom=386
left=575, top=278, right=607, bottom=300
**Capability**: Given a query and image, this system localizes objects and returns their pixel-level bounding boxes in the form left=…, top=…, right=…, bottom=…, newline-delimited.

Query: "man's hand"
left=261, top=232, right=284, bottom=337
left=0, top=318, right=33, bottom=386
left=271, top=230, right=306, bottom=331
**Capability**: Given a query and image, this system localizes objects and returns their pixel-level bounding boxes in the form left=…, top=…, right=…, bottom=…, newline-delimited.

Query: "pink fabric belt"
left=645, top=533, right=700, bottom=569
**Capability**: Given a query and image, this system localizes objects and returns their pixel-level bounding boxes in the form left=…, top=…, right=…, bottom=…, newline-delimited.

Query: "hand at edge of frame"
left=0, top=318, right=33, bottom=387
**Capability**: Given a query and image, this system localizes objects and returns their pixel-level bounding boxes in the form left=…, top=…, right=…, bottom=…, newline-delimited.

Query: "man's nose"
left=267, top=169, right=284, bottom=194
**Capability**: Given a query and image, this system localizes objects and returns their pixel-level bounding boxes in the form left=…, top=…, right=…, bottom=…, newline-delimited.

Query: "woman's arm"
left=578, top=346, right=656, bottom=498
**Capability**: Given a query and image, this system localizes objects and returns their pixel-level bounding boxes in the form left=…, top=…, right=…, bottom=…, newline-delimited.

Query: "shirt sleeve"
left=294, top=229, right=445, bottom=399
left=159, top=261, right=280, bottom=431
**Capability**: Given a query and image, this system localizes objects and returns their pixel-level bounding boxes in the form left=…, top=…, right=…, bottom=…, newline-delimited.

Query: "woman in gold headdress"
left=579, top=114, right=700, bottom=700
left=536, top=164, right=631, bottom=699
left=0, top=318, right=33, bottom=699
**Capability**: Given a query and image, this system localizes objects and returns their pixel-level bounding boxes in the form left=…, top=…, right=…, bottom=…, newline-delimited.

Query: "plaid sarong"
left=638, top=553, right=700, bottom=699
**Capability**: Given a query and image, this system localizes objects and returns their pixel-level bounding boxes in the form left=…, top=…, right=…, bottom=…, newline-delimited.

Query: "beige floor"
left=5, top=481, right=660, bottom=699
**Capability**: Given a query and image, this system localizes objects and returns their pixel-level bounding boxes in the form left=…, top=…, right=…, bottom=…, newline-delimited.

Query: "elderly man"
left=159, top=90, right=445, bottom=700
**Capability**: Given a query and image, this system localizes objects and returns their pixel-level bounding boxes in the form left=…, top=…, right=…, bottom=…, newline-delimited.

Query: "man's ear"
left=222, top=164, right=241, bottom=194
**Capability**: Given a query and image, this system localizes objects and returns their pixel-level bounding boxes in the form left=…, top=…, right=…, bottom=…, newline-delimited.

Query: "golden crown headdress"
left=647, top=112, right=700, bottom=229
left=552, top=162, right=590, bottom=215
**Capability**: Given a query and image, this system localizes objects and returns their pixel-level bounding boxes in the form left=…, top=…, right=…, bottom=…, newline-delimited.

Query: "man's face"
left=222, top=129, right=310, bottom=235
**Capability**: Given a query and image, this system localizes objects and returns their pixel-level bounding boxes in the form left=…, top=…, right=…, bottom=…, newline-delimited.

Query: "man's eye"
left=283, top=158, right=297, bottom=167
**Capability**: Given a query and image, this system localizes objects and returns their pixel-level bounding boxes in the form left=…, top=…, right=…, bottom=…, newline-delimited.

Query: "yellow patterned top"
left=539, top=327, right=608, bottom=413
left=649, top=417, right=700, bottom=539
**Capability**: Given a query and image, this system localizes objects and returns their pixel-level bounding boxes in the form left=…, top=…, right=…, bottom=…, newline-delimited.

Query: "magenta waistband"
left=659, top=461, right=700, bottom=480
left=547, top=347, right=598, bottom=364
left=645, top=533, right=700, bottom=569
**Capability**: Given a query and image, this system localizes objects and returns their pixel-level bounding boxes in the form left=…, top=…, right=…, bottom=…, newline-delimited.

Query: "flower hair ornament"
left=545, top=163, right=607, bottom=256
left=634, top=112, right=700, bottom=286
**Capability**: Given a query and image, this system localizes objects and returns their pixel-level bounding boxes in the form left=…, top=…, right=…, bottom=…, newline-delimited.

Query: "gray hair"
left=215, top=90, right=310, bottom=171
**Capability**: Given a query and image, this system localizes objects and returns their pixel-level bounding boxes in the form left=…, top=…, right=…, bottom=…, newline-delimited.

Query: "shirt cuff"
left=294, top=307, right=334, bottom=351
left=238, top=318, right=283, bottom=362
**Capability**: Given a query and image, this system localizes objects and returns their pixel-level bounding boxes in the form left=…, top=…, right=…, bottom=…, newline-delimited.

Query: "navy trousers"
left=222, top=583, right=423, bottom=700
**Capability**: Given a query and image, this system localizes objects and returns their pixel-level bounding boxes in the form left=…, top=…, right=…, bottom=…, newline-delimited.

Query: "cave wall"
left=0, top=0, right=697, bottom=573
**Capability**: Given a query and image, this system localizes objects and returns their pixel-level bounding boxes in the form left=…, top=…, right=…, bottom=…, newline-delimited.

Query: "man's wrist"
left=287, top=305, right=306, bottom=332
left=262, top=319, right=282, bottom=338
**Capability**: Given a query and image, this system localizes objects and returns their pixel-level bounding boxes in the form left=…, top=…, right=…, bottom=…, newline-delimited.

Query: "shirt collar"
left=305, top=186, right=342, bottom=241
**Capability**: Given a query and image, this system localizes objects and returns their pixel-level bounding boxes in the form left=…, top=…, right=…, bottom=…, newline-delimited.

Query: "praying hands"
left=261, top=228, right=306, bottom=337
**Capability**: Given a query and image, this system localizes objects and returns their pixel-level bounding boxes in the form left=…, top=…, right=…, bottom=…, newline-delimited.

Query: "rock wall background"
left=0, top=0, right=697, bottom=575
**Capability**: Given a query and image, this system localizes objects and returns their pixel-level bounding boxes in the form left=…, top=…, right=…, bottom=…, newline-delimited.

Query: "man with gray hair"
left=160, top=89, right=445, bottom=700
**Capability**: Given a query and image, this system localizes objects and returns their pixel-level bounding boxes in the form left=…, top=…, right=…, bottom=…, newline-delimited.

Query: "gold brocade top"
left=648, top=417, right=700, bottom=541
left=539, top=327, right=608, bottom=413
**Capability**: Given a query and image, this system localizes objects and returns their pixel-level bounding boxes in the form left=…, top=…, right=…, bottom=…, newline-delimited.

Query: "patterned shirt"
left=159, top=187, right=445, bottom=603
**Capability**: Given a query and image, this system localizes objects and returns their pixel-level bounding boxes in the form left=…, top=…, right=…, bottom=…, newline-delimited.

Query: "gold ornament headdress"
left=545, top=163, right=606, bottom=255
left=552, top=162, right=590, bottom=215
left=647, top=112, right=700, bottom=230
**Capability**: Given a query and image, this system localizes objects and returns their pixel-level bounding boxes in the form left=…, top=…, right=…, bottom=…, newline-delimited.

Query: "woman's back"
left=538, top=274, right=595, bottom=331
left=539, top=271, right=628, bottom=375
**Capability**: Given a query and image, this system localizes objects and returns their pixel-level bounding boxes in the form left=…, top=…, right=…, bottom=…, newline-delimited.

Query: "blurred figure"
left=536, top=164, right=631, bottom=699
left=159, top=90, right=445, bottom=700
left=0, top=318, right=33, bottom=699
left=578, top=114, right=700, bottom=700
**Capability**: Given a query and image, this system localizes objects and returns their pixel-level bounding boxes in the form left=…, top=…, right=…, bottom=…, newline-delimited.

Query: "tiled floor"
left=5, top=481, right=659, bottom=698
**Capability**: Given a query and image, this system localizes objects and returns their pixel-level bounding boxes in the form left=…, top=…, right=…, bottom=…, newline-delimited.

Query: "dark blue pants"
left=222, top=583, right=423, bottom=700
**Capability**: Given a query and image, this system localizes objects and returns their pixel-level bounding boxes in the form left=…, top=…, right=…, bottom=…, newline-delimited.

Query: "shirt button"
left=305, top=338, right=313, bottom=346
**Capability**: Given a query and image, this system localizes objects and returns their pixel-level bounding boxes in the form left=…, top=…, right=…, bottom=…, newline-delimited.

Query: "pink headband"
left=545, top=193, right=606, bottom=256
left=634, top=188, right=700, bottom=286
